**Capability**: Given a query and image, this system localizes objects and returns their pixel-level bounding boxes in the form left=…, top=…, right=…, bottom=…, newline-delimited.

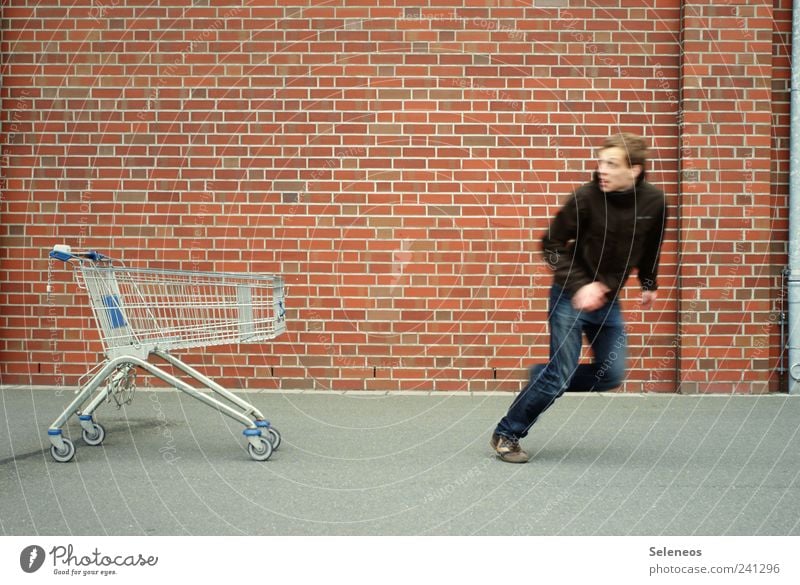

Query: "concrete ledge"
left=2, top=385, right=795, bottom=398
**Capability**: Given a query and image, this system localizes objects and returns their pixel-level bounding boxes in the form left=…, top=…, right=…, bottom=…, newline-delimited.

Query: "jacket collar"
left=591, top=170, right=646, bottom=201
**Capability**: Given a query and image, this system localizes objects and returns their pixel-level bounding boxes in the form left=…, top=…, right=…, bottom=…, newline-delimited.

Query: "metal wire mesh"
left=80, top=266, right=285, bottom=356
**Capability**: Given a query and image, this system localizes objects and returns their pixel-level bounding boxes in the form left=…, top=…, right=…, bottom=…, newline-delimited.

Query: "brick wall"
left=0, top=0, right=788, bottom=393
left=678, top=0, right=785, bottom=394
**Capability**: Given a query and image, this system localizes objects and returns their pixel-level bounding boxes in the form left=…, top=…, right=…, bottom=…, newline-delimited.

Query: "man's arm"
left=542, top=192, right=595, bottom=295
left=637, top=199, right=667, bottom=300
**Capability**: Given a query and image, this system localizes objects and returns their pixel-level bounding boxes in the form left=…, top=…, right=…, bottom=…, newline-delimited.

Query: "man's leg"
left=573, top=300, right=627, bottom=391
left=528, top=321, right=626, bottom=392
left=494, top=285, right=584, bottom=440
left=527, top=362, right=610, bottom=392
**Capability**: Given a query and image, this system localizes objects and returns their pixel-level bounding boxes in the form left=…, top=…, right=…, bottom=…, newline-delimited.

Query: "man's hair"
left=601, top=133, right=648, bottom=169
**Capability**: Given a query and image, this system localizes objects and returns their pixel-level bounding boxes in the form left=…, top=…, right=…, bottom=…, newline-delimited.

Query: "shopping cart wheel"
left=266, top=427, right=281, bottom=450
left=51, top=437, right=76, bottom=463
left=247, top=437, right=274, bottom=462
left=81, top=422, right=106, bottom=446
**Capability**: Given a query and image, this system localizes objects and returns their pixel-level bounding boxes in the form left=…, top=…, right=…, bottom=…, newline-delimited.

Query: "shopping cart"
left=46, top=245, right=286, bottom=462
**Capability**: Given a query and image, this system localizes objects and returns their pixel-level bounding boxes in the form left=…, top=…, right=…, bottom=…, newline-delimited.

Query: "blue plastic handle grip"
left=84, top=250, right=105, bottom=261
left=49, top=250, right=74, bottom=262
left=48, top=249, right=108, bottom=262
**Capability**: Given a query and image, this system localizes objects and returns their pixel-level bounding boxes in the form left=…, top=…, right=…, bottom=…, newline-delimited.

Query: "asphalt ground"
left=2, top=386, right=799, bottom=536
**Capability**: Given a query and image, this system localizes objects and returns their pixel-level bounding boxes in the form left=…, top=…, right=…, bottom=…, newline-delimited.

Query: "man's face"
left=597, top=146, right=642, bottom=192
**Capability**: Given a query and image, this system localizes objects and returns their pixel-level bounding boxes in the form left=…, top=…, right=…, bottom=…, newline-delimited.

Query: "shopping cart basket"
left=46, top=245, right=286, bottom=462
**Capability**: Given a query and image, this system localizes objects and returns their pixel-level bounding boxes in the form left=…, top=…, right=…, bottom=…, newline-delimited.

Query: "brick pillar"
left=678, top=1, right=775, bottom=393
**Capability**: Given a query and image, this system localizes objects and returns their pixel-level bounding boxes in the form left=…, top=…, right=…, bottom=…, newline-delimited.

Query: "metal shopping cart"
left=46, top=245, right=286, bottom=462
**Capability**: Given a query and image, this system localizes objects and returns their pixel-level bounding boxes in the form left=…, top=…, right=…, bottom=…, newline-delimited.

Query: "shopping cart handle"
left=82, top=250, right=108, bottom=261
left=49, top=246, right=109, bottom=263
left=49, top=249, right=75, bottom=262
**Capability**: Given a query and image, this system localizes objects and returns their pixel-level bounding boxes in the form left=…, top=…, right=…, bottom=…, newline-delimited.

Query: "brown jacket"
left=542, top=172, right=667, bottom=298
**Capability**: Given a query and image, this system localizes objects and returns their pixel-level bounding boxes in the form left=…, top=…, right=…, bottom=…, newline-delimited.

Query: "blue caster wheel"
left=51, top=437, right=76, bottom=463
left=266, top=427, right=281, bottom=450
left=248, top=437, right=274, bottom=462
left=82, top=422, right=106, bottom=446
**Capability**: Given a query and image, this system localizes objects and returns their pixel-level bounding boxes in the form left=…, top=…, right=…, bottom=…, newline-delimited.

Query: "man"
left=490, top=133, right=667, bottom=463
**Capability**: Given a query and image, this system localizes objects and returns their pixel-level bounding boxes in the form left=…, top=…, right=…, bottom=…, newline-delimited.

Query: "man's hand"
left=572, top=282, right=611, bottom=312
left=641, top=290, right=658, bottom=310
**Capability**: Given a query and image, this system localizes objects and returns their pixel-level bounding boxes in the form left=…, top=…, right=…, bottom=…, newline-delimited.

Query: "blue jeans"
left=495, top=284, right=627, bottom=440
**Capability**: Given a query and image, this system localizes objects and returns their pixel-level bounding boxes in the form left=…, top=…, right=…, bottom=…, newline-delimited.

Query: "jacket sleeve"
left=541, top=192, right=594, bottom=295
left=637, top=200, right=667, bottom=291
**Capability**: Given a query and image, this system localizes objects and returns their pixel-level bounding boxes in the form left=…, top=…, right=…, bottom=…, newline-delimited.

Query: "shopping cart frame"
left=46, top=246, right=286, bottom=462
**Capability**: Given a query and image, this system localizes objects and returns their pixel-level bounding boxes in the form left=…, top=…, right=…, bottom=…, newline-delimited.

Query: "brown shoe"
left=490, top=433, right=529, bottom=463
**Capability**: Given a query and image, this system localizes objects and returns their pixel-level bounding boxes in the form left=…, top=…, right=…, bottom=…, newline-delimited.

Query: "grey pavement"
left=1, top=386, right=799, bottom=536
